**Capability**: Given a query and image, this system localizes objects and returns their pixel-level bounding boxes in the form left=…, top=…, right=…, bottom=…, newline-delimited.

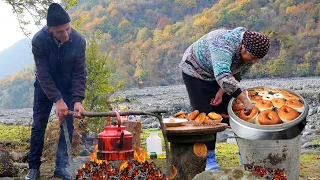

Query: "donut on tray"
left=285, top=99, right=304, bottom=113
left=256, top=100, right=273, bottom=112
left=256, top=110, right=281, bottom=125
left=271, top=98, right=286, bottom=109
left=238, top=106, right=259, bottom=123
left=278, top=106, right=300, bottom=123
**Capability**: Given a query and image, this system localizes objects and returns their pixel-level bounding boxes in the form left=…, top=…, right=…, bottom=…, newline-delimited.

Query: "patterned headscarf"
left=243, top=30, right=270, bottom=59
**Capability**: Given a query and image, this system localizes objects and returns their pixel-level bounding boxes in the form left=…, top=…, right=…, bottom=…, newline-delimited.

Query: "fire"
left=77, top=144, right=165, bottom=180
left=244, top=164, right=287, bottom=180
left=89, top=144, right=104, bottom=164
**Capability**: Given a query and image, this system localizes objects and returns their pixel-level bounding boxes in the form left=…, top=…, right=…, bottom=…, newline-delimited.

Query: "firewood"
left=122, top=120, right=142, bottom=148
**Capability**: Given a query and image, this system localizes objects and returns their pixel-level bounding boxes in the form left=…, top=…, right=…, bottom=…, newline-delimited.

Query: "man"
left=24, top=3, right=87, bottom=180
left=179, top=27, right=270, bottom=170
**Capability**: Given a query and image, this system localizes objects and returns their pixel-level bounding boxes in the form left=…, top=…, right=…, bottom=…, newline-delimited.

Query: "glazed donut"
left=278, top=106, right=300, bottom=123
left=256, top=100, right=273, bottom=112
left=173, top=111, right=184, bottom=117
left=283, top=93, right=300, bottom=100
left=188, top=110, right=199, bottom=120
left=194, top=112, right=206, bottom=125
left=238, top=106, right=259, bottom=123
left=285, top=99, right=304, bottom=113
left=232, top=100, right=245, bottom=114
left=208, top=112, right=222, bottom=120
left=256, top=110, right=281, bottom=125
left=273, top=93, right=284, bottom=99
left=250, top=95, right=263, bottom=104
left=271, top=98, right=286, bottom=109
left=258, top=91, right=269, bottom=96
left=262, top=94, right=274, bottom=101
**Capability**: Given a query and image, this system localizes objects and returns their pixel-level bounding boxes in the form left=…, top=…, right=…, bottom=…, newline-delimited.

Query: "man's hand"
left=73, top=102, right=84, bottom=119
left=56, top=99, right=69, bottom=122
left=210, top=87, right=224, bottom=106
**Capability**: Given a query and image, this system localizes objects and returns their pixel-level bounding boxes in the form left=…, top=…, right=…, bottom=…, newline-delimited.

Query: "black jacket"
left=32, top=27, right=87, bottom=103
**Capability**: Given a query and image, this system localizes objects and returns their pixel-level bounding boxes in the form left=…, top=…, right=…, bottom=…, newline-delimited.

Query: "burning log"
left=76, top=160, right=165, bottom=180
left=244, top=164, right=287, bottom=180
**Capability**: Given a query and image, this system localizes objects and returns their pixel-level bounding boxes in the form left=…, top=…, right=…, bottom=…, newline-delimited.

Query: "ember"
left=244, top=164, right=286, bottom=180
left=77, top=146, right=165, bottom=180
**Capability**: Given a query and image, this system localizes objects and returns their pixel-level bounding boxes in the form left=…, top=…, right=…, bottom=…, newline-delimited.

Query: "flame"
left=134, top=146, right=147, bottom=163
left=90, top=144, right=104, bottom=164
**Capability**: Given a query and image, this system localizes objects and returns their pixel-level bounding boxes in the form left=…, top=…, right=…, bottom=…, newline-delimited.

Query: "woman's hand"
left=210, top=87, right=225, bottom=106
left=237, top=91, right=253, bottom=114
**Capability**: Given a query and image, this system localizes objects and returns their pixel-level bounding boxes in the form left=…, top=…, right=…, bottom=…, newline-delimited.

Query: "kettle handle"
left=114, top=111, right=121, bottom=130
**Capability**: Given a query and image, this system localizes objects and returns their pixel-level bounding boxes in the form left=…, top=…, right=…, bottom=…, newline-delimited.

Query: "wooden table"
left=165, top=123, right=228, bottom=180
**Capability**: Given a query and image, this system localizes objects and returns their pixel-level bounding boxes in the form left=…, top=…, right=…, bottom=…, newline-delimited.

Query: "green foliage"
left=83, top=31, right=124, bottom=111
left=0, top=67, right=34, bottom=108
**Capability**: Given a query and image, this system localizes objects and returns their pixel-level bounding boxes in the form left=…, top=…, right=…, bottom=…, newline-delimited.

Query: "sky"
left=0, top=1, right=43, bottom=52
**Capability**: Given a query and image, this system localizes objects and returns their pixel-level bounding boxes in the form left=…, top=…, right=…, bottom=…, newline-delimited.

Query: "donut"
left=285, top=99, right=304, bottom=113
left=256, top=100, right=273, bottom=112
left=194, top=112, right=206, bottom=125
left=208, top=112, right=222, bottom=120
left=258, top=91, right=269, bottom=96
left=238, top=106, right=259, bottom=123
left=283, top=93, right=299, bottom=100
left=173, top=111, right=184, bottom=117
left=262, top=94, right=274, bottom=101
left=232, top=100, right=245, bottom=113
left=188, top=110, right=199, bottom=120
left=271, top=98, right=286, bottom=109
left=270, top=89, right=281, bottom=93
left=247, top=90, right=256, bottom=96
left=278, top=106, right=300, bottom=123
left=254, top=88, right=265, bottom=92
left=256, top=110, right=281, bottom=125
left=250, top=95, right=263, bottom=104
left=273, top=93, right=284, bottom=99
left=279, top=90, right=291, bottom=95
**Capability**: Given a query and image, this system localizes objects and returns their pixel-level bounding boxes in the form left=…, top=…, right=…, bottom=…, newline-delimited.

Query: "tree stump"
left=171, top=142, right=207, bottom=180
left=122, top=120, right=142, bottom=148
left=0, top=147, right=18, bottom=177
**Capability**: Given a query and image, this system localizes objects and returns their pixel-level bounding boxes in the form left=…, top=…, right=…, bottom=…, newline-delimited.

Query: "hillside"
left=0, top=38, right=33, bottom=79
left=69, top=0, right=320, bottom=87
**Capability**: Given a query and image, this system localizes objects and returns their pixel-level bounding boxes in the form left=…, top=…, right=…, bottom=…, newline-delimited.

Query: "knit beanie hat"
left=243, top=30, right=270, bottom=59
left=47, top=3, right=71, bottom=27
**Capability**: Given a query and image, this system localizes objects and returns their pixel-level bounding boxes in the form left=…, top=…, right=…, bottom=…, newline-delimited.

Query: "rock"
left=302, top=142, right=314, bottom=149
left=79, top=149, right=90, bottom=156
left=8, top=152, right=23, bottom=162
left=0, top=148, right=18, bottom=177
left=301, top=149, right=320, bottom=155
left=308, top=108, right=317, bottom=116
left=193, top=168, right=265, bottom=180
left=141, top=118, right=154, bottom=124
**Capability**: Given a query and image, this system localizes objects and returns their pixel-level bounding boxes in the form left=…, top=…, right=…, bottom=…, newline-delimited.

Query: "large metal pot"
left=228, top=87, right=308, bottom=140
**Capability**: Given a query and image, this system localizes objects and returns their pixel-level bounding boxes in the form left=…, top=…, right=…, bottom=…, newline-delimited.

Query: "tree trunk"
left=122, top=120, right=142, bottom=148
left=170, top=142, right=207, bottom=180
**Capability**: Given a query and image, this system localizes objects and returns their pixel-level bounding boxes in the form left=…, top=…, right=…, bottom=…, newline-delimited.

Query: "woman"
left=179, top=27, right=270, bottom=170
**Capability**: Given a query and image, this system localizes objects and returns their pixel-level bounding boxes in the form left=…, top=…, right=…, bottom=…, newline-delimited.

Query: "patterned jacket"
left=179, top=27, right=252, bottom=97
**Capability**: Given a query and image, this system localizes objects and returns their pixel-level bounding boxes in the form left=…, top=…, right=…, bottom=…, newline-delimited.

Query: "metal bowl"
left=228, top=86, right=308, bottom=140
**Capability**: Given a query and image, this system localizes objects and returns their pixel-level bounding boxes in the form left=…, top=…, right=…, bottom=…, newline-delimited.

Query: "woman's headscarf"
left=243, top=30, right=270, bottom=59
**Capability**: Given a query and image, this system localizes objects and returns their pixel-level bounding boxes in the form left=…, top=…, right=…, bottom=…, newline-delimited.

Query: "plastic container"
left=146, top=128, right=162, bottom=156
left=236, top=135, right=301, bottom=180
